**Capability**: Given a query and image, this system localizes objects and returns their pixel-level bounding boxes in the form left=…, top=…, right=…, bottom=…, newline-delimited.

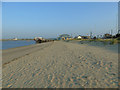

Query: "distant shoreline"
left=0, top=39, right=34, bottom=41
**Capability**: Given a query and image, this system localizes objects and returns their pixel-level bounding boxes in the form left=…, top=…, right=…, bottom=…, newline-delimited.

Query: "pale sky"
left=2, top=2, right=118, bottom=39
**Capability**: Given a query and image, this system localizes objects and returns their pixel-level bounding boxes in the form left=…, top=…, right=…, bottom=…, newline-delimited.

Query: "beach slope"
left=2, top=41, right=118, bottom=88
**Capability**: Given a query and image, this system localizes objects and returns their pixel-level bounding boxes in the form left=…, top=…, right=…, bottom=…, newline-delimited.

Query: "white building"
left=74, top=35, right=82, bottom=39
left=77, top=36, right=82, bottom=39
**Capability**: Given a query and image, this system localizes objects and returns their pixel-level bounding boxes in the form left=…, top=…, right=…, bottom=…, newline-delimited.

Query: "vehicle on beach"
left=34, top=37, right=54, bottom=43
left=34, top=37, right=45, bottom=43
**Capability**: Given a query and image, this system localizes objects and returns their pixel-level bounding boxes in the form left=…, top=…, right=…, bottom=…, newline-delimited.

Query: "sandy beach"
left=2, top=41, right=118, bottom=88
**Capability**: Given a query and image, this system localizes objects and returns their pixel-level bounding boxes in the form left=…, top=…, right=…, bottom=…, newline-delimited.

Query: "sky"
left=2, top=2, right=118, bottom=39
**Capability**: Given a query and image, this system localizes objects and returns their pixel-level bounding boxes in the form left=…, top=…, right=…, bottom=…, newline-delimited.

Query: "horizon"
left=2, top=2, right=118, bottom=39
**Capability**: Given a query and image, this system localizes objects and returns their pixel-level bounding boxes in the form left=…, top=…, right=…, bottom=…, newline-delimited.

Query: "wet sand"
left=2, top=41, right=118, bottom=88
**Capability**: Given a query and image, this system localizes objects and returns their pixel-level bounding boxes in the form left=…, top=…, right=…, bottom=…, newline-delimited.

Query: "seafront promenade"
left=2, top=41, right=118, bottom=88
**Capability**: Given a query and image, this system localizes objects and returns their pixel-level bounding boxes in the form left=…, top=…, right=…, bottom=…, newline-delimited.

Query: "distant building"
left=81, top=36, right=90, bottom=39
left=104, top=33, right=112, bottom=39
left=13, top=38, right=17, bottom=40
left=58, top=34, right=73, bottom=40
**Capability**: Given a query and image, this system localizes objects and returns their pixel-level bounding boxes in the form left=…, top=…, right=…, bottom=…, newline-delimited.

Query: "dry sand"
left=2, top=41, right=118, bottom=88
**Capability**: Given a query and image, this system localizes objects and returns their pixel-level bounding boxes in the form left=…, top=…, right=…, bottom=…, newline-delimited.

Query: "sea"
left=1, top=40, right=36, bottom=50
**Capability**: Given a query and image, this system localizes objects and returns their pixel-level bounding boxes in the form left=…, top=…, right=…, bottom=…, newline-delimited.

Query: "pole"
left=111, top=29, right=113, bottom=35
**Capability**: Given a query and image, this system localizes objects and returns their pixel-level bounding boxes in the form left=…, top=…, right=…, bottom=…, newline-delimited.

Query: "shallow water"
left=79, top=41, right=118, bottom=53
left=65, top=40, right=118, bottom=53
left=1, top=40, right=35, bottom=50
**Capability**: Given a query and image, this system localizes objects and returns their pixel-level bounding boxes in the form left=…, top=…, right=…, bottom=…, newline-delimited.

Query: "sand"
left=2, top=41, right=118, bottom=88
